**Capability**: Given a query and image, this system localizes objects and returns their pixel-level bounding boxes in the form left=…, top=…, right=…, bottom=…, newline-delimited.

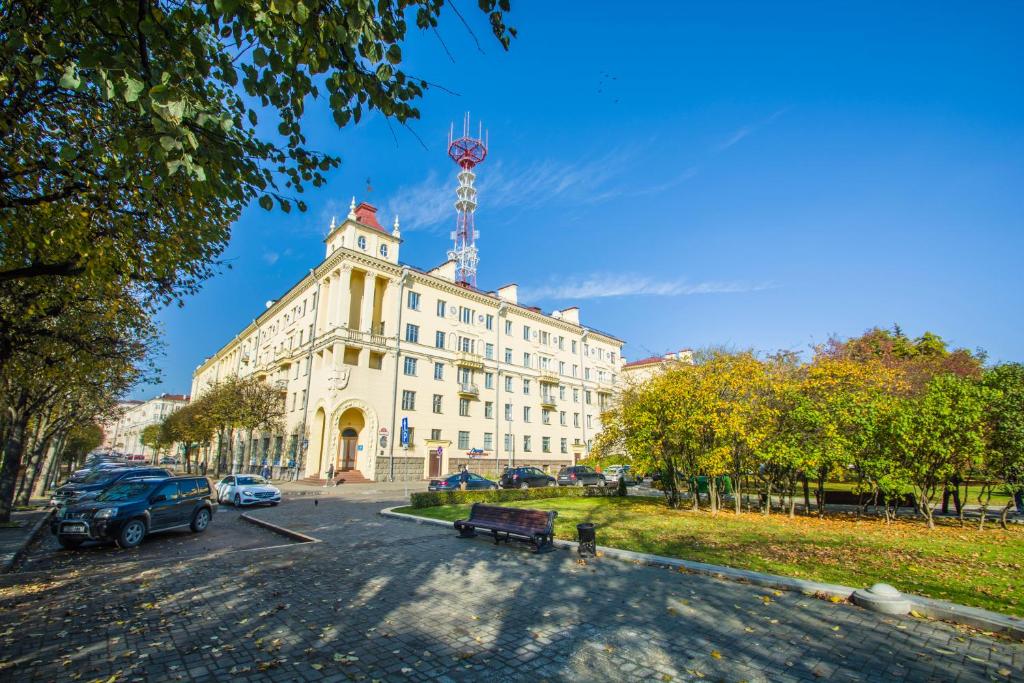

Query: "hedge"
left=409, top=486, right=615, bottom=509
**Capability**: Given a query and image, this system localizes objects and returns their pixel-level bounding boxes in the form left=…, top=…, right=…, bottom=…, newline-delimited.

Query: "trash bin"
left=577, top=523, right=596, bottom=557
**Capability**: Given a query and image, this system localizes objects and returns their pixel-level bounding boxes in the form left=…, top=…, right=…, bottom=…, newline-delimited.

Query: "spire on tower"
left=348, top=196, right=357, bottom=220
left=446, top=113, right=488, bottom=287
left=393, top=215, right=401, bottom=239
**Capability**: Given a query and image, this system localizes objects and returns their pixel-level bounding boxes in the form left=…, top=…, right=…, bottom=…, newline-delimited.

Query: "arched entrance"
left=336, top=407, right=365, bottom=472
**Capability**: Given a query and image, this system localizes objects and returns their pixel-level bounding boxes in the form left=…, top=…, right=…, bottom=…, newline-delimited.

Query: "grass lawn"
left=395, top=496, right=1024, bottom=617
left=824, top=481, right=1014, bottom=508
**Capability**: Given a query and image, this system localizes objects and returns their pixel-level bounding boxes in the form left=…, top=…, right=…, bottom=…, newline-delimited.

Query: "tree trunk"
left=763, top=482, right=772, bottom=516
left=17, top=434, right=53, bottom=506
left=802, top=475, right=811, bottom=513
left=999, top=500, right=1013, bottom=530
left=0, top=415, right=28, bottom=522
left=816, top=470, right=826, bottom=517
left=734, top=472, right=742, bottom=515
left=709, top=476, right=718, bottom=516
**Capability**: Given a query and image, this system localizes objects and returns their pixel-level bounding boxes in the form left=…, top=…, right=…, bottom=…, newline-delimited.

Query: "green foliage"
left=409, top=486, right=614, bottom=509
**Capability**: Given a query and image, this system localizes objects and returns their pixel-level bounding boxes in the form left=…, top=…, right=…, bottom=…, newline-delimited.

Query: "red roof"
left=623, top=355, right=664, bottom=368
left=354, top=202, right=385, bottom=231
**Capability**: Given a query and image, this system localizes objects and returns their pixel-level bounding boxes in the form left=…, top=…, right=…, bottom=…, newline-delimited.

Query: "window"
left=572, top=340, right=577, bottom=353
left=559, top=361, right=566, bottom=375
left=585, top=368, right=591, bottom=381
left=405, top=323, right=419, bottom=343
left=434, top=362, right=444, bottom=380
left=484, top=372, right=494, bottom=389
left=432, top=394, right=443, bottom=414
left=435, top=331, right=445, bottom=349
left=523, top=352, right=531, bottom=367
left=523, top=325, right=531, bottom=341
left=380, top=244, right=388, bottom=257
left=291, top=392, right=297, bottom=411
left=484, top=343, right=494, bottom=360
left=585, top=390, right=592, bottom=405
left=542, top=437, right=551, bottom=453
left=560, top=438, right=568, bottom=454
left=504, top=348, right=513, bottom=364
left=504, top=376, right=513, bottom=392
left=430, top=428, right=442, bottom=441
left=523, top=436, right=531, bottom=452
left=459, top=336, right=473, bottom=352
left=154, top=481, right=178, bottom=502
left=407, top=291, right=420, bottom=310
left=522, top=379, right=530, bottom=395
left=370, top=351, right=384, bottom=369
left=558, top=337, right=565, bottom=351
left=504, top=434, right=513, bottom=452
left=540, top=331, right=549, bottom=345
left=485, top=314, right=494, bottom=330
left=504, top=403, right=512, bottom=421
left=403, top=357, right=417, bottom=376
left=542, top=409, right=551, bottom=425
left=459, top=398, right=470, bottom=417
left=505, top=320, right=512, bottom=334
left=301, top=390, right=307, bottom=409
left=573, top=388, right=580, bottom=403
left=460, top=306, right=473, bottom=324
left=457, top=367, right=472, bottom=384
left=357, top=235, right=367, bottom=250
left=587, top=414, right=593, bottom=428
left=559, top=385, right=566, bottom=399
left=559, top=411, right=566, bottom=426
left=437, top=299, right=446, bottom=317
left=407, top=428, right=416, bottom=445
left=523, top=406, right=531, bottom=422
left=401, top=390, right=416, bottom=410
left=572, top=364, right=579, bottom=377
left=458, top=431, right=470, bottom=449
left=484, top=433, right=493, bottom=450
left=484, top=401, right=493, bottom=419
left=574, top=412, right=580, bottom=427
left=303, top=358, right=309, bottom=375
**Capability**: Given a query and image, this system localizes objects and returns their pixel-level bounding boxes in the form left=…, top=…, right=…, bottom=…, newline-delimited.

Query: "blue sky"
left=139, top=0, right=1024, bottom=398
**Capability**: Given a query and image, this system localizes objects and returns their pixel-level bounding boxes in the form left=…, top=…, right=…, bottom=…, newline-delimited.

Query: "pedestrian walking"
left=262, top=464, right=271, bottom=480
left=459, top=466, right=471, bottom=491
left=325, top=463, right=334, bottom=487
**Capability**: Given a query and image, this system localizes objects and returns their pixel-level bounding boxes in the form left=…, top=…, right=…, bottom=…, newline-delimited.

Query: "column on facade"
left=336, top=266, right=351, bottom=330
left=317, top=273, right=331, bottom=332
left=360, top=270, right=377, bottom=334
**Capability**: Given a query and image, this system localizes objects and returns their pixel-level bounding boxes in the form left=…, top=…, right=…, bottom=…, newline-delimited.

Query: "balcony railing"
left=538, top=370, right=559, bottom=384
left=540, top=394, right=557, bottom=408
left=458, top=383, right=480, bottom=398
left=455, top=351, right=484, bottom=369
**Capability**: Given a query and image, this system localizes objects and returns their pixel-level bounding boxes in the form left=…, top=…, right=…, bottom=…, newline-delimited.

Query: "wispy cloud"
left=717, top=107, right=792, bottom=152
left=384, top=149, right=634, bottom=232
left=262, top=251, right=280, bottom=265
left=520, top=274, right=775, bottom=301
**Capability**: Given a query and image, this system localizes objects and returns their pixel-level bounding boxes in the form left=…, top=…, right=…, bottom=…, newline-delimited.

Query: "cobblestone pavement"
left=0, top=490, right=1020, bottom=682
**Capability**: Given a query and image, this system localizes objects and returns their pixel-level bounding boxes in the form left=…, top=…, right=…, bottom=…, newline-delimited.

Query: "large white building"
left=192, top=199, right=625, bottom=481
left=102, top=394, right=190, bottom=459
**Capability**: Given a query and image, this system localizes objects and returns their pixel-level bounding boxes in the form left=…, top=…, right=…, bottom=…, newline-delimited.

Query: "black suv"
left=557, top=465, right=606, bottom=487
left=52, top=476, right=216, bottom=549
left=499, top=466, right=556, bottom=489
left=51, top=467, right=171, bottom=507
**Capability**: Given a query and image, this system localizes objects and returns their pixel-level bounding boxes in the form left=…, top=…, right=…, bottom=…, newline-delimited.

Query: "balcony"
left=538, top=370, right=559, bottom=384
left=455, top=351, right=484, bottom=369
left=540, top=394, right=557, bottom=409
left=458, top=383, right=480, bottom=398
left=273, top=379, right=288, bottom=392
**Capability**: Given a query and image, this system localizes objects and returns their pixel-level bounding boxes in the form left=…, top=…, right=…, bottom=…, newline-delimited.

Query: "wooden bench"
left=454, top=503, right=557, bottom=553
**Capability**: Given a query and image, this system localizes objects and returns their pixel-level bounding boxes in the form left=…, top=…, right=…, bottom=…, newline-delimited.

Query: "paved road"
left=0, top=488, right=1020, bottom=682
left=17, top=505, right=289, bottom=575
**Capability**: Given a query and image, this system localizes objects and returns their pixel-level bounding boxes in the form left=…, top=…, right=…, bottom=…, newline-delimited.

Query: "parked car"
left=602, top=465, right=636, bottom=486
left=159, top=456, right=180, bottom=466
left=428, top=472, right=499, bottom=491
left=499, top=466, right=556, bottom=489
left=69, top=461, right=127, bottom=483
left=52, top=467, right=172, bottom=507
left=52, top=476, right=216, bottom=549
left=125, top=454, right=149, bottom=464
left=557, top=465, right=606, bottom=487
left=216, top=475, right=281, bottom=506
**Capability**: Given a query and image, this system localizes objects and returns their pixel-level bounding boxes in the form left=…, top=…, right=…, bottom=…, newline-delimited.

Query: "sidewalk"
left=0, top=508, right=53, bottom=573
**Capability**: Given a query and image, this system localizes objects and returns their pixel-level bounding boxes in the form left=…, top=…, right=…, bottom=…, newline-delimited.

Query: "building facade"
left=191, top=200, right=625, bottom=481
left=104, top=394, right=190, bottom=459
left=621, top=349, right=693, bottom=384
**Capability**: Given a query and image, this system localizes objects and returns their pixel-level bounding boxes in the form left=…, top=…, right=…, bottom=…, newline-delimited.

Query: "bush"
left=409, top=485, right=614, bottom=509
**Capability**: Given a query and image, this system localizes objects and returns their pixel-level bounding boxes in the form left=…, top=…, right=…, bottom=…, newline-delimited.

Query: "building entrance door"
left=340, top=428, right=358, bottom=470
left=429, top=449, right=442, bottom=478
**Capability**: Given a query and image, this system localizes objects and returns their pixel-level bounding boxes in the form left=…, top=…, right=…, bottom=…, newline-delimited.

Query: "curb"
left=239, top=512, right=321, bottom=544
left=380, top=506, right=1024, bottom=640
left=0, top=508, right=55, bottom=574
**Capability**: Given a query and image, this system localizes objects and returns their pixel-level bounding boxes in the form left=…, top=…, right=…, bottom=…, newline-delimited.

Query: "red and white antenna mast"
left=447, top=112, right=488, bottom=287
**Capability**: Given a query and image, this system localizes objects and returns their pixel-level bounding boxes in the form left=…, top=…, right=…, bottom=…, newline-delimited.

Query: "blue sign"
left=400, top=417, right=410, bottom=446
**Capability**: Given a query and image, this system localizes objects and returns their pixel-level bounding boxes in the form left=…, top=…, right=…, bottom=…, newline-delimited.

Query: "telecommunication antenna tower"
left=447, top=113, right=488, bottom=287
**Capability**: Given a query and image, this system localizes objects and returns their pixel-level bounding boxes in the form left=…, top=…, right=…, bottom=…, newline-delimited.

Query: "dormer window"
left=357, top=235, right=367, bottom=250
left=380, top=244, right=388, bottom=258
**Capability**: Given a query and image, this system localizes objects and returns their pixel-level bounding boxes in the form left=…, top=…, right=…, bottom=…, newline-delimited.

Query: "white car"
left=216, top=475, right=281, bottom=507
